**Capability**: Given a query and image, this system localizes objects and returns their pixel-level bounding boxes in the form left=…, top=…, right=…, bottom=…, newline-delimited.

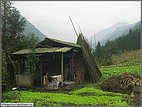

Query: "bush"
left=2, top=49, right=8, bottom=91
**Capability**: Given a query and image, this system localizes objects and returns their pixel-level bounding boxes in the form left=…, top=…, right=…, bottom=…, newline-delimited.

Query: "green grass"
left=100, top=65, right=140, bottom=80
left=2, top=87, right=129, bottom=106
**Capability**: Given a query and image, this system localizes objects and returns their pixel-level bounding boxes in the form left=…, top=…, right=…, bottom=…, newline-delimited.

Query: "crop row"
left=101, top=62, right=140, bottom=68
left=2, top=87, right=129, bottom=106
left=100, top=65, right=140, bottom=80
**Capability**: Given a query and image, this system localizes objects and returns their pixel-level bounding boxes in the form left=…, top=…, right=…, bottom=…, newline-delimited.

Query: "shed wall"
left=16, top=75, right=32, bottom=87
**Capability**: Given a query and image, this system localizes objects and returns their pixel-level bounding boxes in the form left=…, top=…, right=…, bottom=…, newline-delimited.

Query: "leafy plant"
left=100, top=65, right=140, bottom=80
left=2, top=88, right=129, bottom=106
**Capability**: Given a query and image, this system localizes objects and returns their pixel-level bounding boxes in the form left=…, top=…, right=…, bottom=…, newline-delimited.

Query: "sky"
left=13, top=1, right=141, bottom=43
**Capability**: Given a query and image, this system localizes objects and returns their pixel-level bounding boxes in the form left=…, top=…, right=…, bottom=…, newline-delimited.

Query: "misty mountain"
left=89, top=21, right=141, bottom=48
left=88, top=22, right=129, bottom=44
left=97, top=22, right=129, bottom=41
left=22, top=16, right=46, bottom=41
left=100, top=21, right=141, bottom=45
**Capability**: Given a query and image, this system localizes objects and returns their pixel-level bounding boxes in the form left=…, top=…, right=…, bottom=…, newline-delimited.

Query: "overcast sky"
left=13, top=1, right=141, bottom=43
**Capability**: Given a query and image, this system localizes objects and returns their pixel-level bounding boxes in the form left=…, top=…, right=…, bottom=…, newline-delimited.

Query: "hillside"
left=22, top=16, right=47, bottom=41
left=100, top=21, right=141, bottom=45
left=94, top=27, right=140, bottom=66
left=111, top=49, right=140, bottom=65
left=89, top=21, right=141, bottom=47
left=95, top=22, right=129, bottom=42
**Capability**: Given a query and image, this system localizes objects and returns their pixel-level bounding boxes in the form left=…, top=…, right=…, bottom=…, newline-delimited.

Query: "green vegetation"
left=1, top=1, right=26, bottom=54
left=1, top=1, right=40, bottom=92
left=94, top=28, right=140, bottom=65
left=2, top=61, right=140, bottom=106
left=2, top=87, right=129, bottom=106
left=1, top=1, right=140, bottom=106
left=111, top=49, right=140, bottom=65
left=70, top=87, right=128, bottom=96
left=100, top=65, right=140, bottom=80
left=1, top=1, right=27, bottom=90
left=2, top=54, right=140, bottom=106
left=1, top=49, right=8, bottom=91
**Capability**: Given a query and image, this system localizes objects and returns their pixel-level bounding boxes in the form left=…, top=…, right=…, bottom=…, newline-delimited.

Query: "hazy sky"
left=13, top=1, right=141, bottom=43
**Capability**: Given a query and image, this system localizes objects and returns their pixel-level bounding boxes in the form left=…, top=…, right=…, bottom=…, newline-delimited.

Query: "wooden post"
left=69, top=59, right=72, bottom=81
left=40, top=57, right=43, bottom=87
left=18, top=60, right=20, bottom=75
left=71, top=51, right=74, bottom=81
left=61, top=52, right=64, bottom=86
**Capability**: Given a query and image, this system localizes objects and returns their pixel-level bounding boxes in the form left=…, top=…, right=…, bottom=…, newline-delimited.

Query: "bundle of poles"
left=69, top=16, right=102, bottom=83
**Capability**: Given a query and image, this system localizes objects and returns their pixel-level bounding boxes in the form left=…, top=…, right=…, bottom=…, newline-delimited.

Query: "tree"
left=24, top=33, right=40, bottom=74
left=1, top=1, right=26, bottom=54
left=1, top=1, right=26, bottom=90
left=94, top=42, right=104, bottom=64
left=1, top=1, right=42, bottom=91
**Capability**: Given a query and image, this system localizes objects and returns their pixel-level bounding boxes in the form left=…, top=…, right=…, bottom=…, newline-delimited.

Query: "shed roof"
left=12, top=47, right=72, bottom=55
left=41, top=38, right=81, bottom=48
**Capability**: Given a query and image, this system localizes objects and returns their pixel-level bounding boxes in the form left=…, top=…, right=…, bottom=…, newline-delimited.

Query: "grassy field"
left=2, top=54, right=140, bottom=106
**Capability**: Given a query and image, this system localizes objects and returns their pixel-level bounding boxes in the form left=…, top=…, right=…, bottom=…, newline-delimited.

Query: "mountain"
left=88, top=22, right=129, bottom=44
left=100, top=21, right=141, bottom=45
left=89, top=21, right=141, bottom=47
left=22, top=16, right=47, bottom=41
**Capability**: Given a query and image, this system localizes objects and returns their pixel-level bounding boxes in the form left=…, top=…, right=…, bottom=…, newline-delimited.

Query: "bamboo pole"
left=69, top=16, right=79, bottom=37
left=69, top=17, right=102, bottom=82
left=61, top=52, right=64, bottom=86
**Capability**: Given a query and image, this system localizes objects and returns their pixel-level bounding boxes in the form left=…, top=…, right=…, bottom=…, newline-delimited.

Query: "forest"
left=94, top=28, right=140, bottom=65
left=1, top=1, right=141, bottom=106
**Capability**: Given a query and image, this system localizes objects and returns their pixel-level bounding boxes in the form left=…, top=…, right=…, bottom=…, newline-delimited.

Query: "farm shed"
left=11, top=36, right=101, bottom=89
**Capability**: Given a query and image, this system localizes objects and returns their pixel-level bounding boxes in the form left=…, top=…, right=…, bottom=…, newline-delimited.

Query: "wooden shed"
left=11, top=35, right=102, bottom=89
left=11, top=37, right=87, bottom=88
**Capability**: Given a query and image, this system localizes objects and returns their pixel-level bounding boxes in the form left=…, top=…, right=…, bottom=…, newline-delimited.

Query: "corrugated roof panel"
left=37, top=48, right=59, bottom=53
left=12, top=47, right=72, bottom=55
left=47, top=38, right=81, bottom=48
left=55, top=47, right=72, bottom=52
left=12, top=49, right=32, bottom=55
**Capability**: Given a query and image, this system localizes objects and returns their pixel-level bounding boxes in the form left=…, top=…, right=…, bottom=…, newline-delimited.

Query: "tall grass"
left=111, top=49, right=140, bottom=65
